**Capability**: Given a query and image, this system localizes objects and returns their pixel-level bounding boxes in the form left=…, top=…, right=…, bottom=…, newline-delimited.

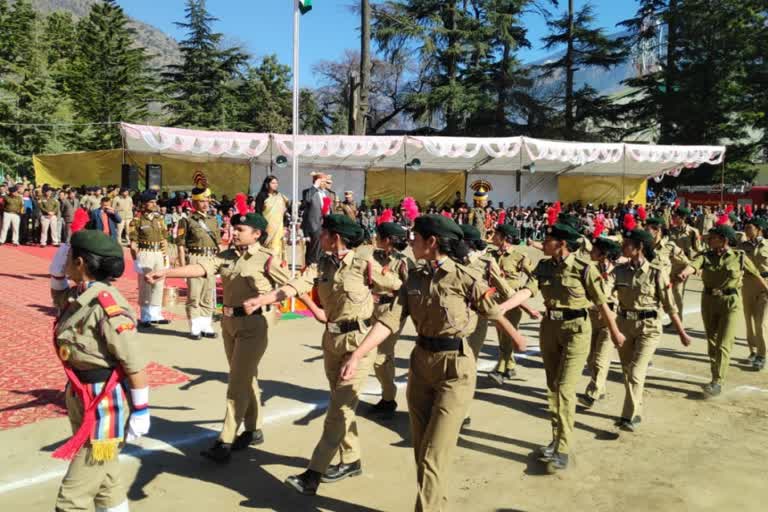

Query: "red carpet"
left=0, top=245, right=190, bottom=430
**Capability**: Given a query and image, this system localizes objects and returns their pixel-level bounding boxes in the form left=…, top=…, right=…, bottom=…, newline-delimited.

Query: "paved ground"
left=0, top=244, right=766, bottom=511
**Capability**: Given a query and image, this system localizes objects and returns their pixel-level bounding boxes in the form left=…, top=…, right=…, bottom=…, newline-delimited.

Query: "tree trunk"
left=661, top=0, right=677, bottom=143
left=495, top=42, right=510, bottom=136
left=356, top=0, right=370, bottom=135
left=445, top=1, right=459, bottom=134
left=564, top=0, right=575, bottom=140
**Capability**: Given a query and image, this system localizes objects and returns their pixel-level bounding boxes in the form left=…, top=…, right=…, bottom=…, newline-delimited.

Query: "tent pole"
left=518, top=148, right=523, bottom=206
left=720, top=160, right=725, bottom=204
left=622, top=145, right=627, bottom=204
left=290, top=0, right=300, bottom=313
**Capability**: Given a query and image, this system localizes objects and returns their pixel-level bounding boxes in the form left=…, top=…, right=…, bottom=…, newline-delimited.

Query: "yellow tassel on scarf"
left=89, top=438, right=121, bottom=462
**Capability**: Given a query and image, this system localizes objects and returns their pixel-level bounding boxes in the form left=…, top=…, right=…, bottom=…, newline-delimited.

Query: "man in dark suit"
left=301, top=172, right=329, bottom=265
left=89, top=196, right=122, bottom=241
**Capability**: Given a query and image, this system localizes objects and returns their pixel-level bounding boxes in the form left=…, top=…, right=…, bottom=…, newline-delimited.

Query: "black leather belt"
left=327, top=318, right=371, bottom=334
left=74, top=368, right=115, bottom=384
left=618, top=309, right=658, bottom=320
left=223, top=305, right=271, bottom=317
left=546, top=308, right=588, bottom=321
left=704, top=287, right=738, bottom=296
left=188, top=247, right=218, bottom=256
left=607, top=303, right=616, bottom=311
left=376, top=295, right=395, bottom=305
left=761, top=272, right=768, bottom=278
left=138, top=242, right=163, bottom=250
left=416, top=335, right=463, bottom=352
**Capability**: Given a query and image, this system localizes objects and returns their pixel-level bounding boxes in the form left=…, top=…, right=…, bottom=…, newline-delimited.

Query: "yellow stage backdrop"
left=33, top=150, right=250, bottom=198
left=558, top=175, right=647, bottom=205
left=365, top=168, right=466, bottom=207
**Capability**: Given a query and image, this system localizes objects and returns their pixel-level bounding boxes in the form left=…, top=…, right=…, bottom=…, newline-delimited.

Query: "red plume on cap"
left=673, top=198, right=680, bottom=209
left=497, top=210, right=507, bottom=225
left=593, top=216, right=605, bottom=240
left=637, top=205, right=647, bottom=221
left=234, top=193, right=248, bottom=216
left=725, top=204, right=734, bottom=214
left=745, top=204, right=753, bottom=218
left=623, top=213, right=636, bottom=232
left=553, top=201, right=562, bottom=215
left=547, top=206, right=557, bottom=226
left=70, top=208, right=90, bottom=233
left=716, top=213, right=729, bottom=225
left=441, top=211, right=453, bottom=219
left=377, top=208, right=394, bottom=225
left=321, top=196, right=332, bottom=216
left=402, top=197, right=420, bottom=221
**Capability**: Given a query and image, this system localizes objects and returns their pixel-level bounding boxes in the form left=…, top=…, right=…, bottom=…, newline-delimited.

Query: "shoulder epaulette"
left=96, top=290, right=122, bottom=317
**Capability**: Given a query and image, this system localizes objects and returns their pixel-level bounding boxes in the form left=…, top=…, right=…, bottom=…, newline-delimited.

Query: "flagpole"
left=290, top=0, right=300, bottom=311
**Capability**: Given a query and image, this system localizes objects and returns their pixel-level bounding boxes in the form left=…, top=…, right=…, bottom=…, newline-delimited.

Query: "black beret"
left=231, top=212, right=268, bottom=231
left=70, top=230, right=124, bottom=259
left=624, top=228, right=655, bottom=246
left=673, top=207, right=692, bottom=217
left=413, top=214, right=463, bottom=241
left=593, top=237, right=622, bottom=258
left=376, top=222, right=406, bottom=239
left=119, top=187, right=129, bottom=193
left=645, top=217, right=665, bottom=227
left=323, top=214, right=364, bottom=242
left=545, top=223, right=581, bottom=242
left=459, top=224, right=482, bottom=241
left=709, top=225, right=737, bottom=242
left=746, top=218, right=768, bottom=230
left=140, top=190, right=158, bottom=202
left=496, top=223, right=520, bottom=239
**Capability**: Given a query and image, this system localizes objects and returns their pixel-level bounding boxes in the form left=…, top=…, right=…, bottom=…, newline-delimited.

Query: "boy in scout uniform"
left=503, top=223, right=625, bottom=473
left=0, top=185, right=23, bottom=245
left=176, top=176, right=221, bottom=340
left=40, top=186, right=61, bottom=247
left=49, top=230, right=150, bottom=512
left=740, top=218, right=768, bottom=370
left=668, top=207, right=703, bottom=316
left=129, top=190, right=170, bottom=327
left=678, top=225, right=768, bottom=396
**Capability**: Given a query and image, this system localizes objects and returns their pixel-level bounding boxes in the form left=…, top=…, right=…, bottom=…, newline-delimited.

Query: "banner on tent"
left=558, top=175, right=647, bottom=205
left=365, top=169, right=466, bottom=207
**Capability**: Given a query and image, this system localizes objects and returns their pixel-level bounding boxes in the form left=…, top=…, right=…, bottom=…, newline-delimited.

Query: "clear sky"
left=121, top=0, right=638, bottom=87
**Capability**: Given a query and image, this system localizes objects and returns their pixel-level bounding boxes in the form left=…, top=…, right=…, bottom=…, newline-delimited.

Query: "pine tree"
left=163, top=0, right=248, bottom=129
left=66, top=0, right=154, bottom=150
left=234, top=55, right=292, bottom=133
left=299, top=89, right=327, bottom=134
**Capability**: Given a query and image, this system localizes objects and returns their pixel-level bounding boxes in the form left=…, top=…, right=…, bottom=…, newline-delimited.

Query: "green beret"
left=545, top=223, right=581, bottom=242
left=746, top=218, right=768, bottom=230
left=558, top=213, right=581, bottom=230
left=673, top=207, right=692, bottom=218
left=376, top=222, right=406, bottom=239
left=593, top=237, right=622, bottom=259
left=323, top=214, right=364, bottom=242
left=231, top=212, right=268, bottom=231
left=413, top=214, right=463, bottom=241
left=496, top=223, right=520, bottom=239
left=728, top=212, right=739, bottom=223
left=459, top=224, right=482, bottom=241
left=709, top=225, right=737, bottom=243
left=645, top=217, right=665, bottom=227
left=623, top=228, right=655, bottom=246
left=70, top=230, right=124, bottom=259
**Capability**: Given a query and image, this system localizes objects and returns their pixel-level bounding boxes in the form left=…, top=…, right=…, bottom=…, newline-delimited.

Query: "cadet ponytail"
left=437, top=237, right=470, bottom=264
left=71, top=246, right=125, bottom=281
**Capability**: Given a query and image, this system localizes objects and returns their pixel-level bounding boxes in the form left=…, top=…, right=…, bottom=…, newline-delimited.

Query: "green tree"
left=234, top=55, right=292, bottom=133
left=299, top=88, right=327, bottom=134
left=163, top=0, right=248, bottom=129
left=66, top=0, right=154, bottom=150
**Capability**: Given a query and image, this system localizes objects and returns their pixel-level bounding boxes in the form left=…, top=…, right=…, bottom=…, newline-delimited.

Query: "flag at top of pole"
left=299, top=0, right=312, bottom=14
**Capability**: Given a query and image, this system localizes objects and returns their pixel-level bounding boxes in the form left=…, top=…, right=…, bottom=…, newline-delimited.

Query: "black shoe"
left=703, top=382, right=722, bottom=398
left=200, top=441, right=231, bottom=463
left=620, top=416, right=642, bottom=432
left=231, top=430, right=264, bottom=451
left=488, top=371, right=505, bottom=386
left=546, top=452, right=569, bottom=474
left=321, top=460, right=362, bottom=483
left=190, top=333, right=203, bottom=341
left=137, top=321, right=153, bottom=330
left=368, top=399, right=397, bottom=415
left=753, top=356, right=765, bottom=371
left=285, top=470, right=321, bottom=495
left=747, top=353, right=757, bottom=364
left=151, top=319, right=171, bottom=325
left=202, top=331, right=217, bottom=339
left=503, top=368, right=516, bottom=379
left=537, top=441, right=556, bottom=461
left=578, top=394, right=596, bottom=409
left=461, top=416, right=471, bottom=429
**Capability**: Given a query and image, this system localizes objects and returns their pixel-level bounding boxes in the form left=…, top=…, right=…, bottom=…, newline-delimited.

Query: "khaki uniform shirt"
left=339, top=201, right=357, bottom=221
left=653, top=236, right=689, bottom=275
left=81, top=195, right=97, bottom=211
left=129, top=212, right=167, bottom=244
left=3, top=195, right=23, bottom=214
left=466, top=251, right=514, bottom=302
left=288, top=249, right=402, bottom=324
left=697, top=212, right=716, bottom=234
left=527, top=253, right=607, bottom=310
left=200, top=244, right=292, bottom=306
left=176, top=212, right=221, bottom=249
left=52, top=282, right=145, bottom=373
left=40, top=197, right=60, bottom=216
left=378, top=258, right=501, bottom=337
left=668, top=224, right=703, bottom=258
left=112, top=196, right=134, bottom=218
left=740, top=238, right=768, bottom=276
left=690, top=248, right=761, bottom=290
left=470, top=207, right=486, bottom=239
left=613, top=259, right=677, bottom=315
left=491, top=245, right=534, bottom=291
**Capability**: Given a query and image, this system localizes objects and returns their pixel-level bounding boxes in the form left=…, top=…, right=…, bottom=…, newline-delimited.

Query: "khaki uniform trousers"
left=495, top=308, right=523, bottom=372
left=702, top=293, right=741, bottom=385
left=467, top=318, right=488, bottom=359
left=308, top=328, right=375, bottom=473
left=407, top=340, right=475, bottom=512
left=116, top=220, right=129, bottom=244
left=373, top=305, right=406, bottom=402
left=137, top=250, right=165, bottom=308
left=56, top=387, right=125, bottom=511
left=616, top=317, right=660, bottom=419
left=742, top=280, right=768, bottom=358
left=540, top=316, right=591, bottom=455
left=187, top=254, right=218, bottom=320
left=585, top=309, right=614, bottom=400
left=0, top=212, right=20, bottom=244
left=219, top=314, right=271, bottom=443
left=41, top=214, right=60, bottom=245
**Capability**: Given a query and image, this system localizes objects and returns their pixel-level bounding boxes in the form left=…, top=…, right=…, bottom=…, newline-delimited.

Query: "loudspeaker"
left=146, top=164, right=162, bottom=189
left=121, top=164, right=139, bottom=190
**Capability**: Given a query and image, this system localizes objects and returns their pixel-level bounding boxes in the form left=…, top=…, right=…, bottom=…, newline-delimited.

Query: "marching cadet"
left=129, top=190, right=170, bottom=328
left=678, top=224, right=768, bottom=396
left=367, top=220, right=413, bottom=416
left=503, top=222, right=624, bottom=473
left=243, top=214, right=401, bottom=496
left=338, top=214, right=527, bottom=511
left=0, top=185, right=23, bottom=246
left=176, top=174, right=221, bottom=340
left=740, top=217, right=768, bottom=371
left=613, top=228, right=691, bottom=431
left=146, top=210, right=303, bottom=463
left=489, top=223, right=536, bottom=383
left=49, top=230, right=150, bottom=512
left=668, top=206, right=703, bottom=316
left=644, top=216, right=689, bottom=326
left=40, top=186, right=61, bottom=247
left=579, top=235, right=621, bottom=409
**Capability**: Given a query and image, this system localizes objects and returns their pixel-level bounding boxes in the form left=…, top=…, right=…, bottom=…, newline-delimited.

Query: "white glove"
left=49, top=243, right=70, bottom=276
left=126, top=387, right=150, bottom=442
left=132, top=260, right=143, bottom=275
